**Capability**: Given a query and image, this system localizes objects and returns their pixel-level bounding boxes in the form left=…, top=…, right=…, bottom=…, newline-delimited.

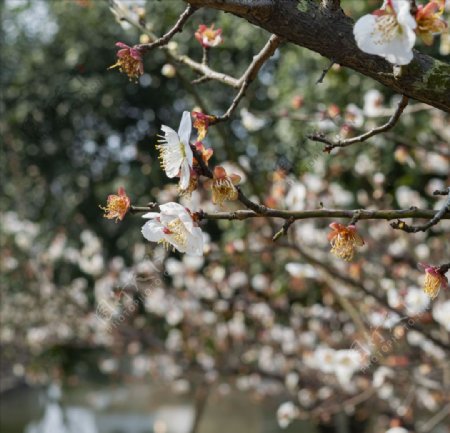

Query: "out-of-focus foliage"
left=1, top=1, right=449, bottom=432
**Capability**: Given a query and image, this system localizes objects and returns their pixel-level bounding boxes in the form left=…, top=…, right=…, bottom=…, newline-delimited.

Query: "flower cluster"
left=353, top=0, right=447, bottom=65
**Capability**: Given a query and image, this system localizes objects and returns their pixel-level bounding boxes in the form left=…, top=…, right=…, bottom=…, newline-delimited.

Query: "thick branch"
left=186, top=0, right=450, bottom=112
left=309, top=95, right=409, bottom=152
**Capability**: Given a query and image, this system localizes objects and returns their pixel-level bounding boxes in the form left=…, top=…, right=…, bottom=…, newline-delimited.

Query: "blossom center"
left=160, top=218, right=188, bottom=249
left=373, top=15, right=400, bottom=44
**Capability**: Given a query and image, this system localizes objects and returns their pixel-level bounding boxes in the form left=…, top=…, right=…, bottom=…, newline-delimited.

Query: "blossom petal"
left=185, top=227, right=204, bottom=256
left=141, top=220, right=165, bottom=242
left=142, top=212, right=160, bottom=219
left=177, top=111, right=192, bottom=148
left=179, top=160, right=191, bottom=190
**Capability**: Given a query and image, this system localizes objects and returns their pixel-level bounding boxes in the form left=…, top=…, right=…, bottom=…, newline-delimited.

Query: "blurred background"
left=1, top=0, right=449, bottom=432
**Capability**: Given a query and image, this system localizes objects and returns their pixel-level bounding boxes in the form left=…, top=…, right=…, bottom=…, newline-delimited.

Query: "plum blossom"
left=415, top=0, right=448, bottom=45
left=195, top=24, right=223, bottom=48
left=328, top=222, right=364, bottom=261
left=141, top=203, right=203, bottom=256
left=204, top=166, right=241, bottom=206
left=108, top=42, right=144, bottom=81
left=418, top=263, right=448, bottom=299
left=353, top=0, right=417, bottom=65
left=100, top=187, right=130, bottom=222
left=156, top=111, right=194, bottom=190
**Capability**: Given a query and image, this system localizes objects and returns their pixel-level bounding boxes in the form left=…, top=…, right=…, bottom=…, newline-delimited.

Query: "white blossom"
left=354, top=0, right=417, bottom=65
left=156, top=111, right=193, bottom=190
left=141, top=203, right=203, bottom=256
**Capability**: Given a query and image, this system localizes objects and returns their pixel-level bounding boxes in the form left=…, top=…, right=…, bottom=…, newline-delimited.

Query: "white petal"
left=185, top=140, right=193, bottom=167
left=142, top=212, right=160, bottom=219
left=160, top=202, right=186, bottom=216
left=185, top=227, right=204, bottom=256
left=179, top=160, right=191, bottom=190
left=394, top=0, right=417, bottom=30
left=177, top=111, right=192, bottom=148
left=161, top=125, right=180, bottom=148
left=141, top=220, right=164, bottom=242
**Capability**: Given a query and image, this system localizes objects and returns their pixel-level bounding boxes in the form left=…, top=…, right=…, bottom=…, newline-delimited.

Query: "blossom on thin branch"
left=353, top=0, right=417, bottom=65
left=100, top=187, right=130, bottom=222
left=195, top=24, right=223, bottom=48
left=141, top=203, right=203, bottom=256
left=418, top=263, right=448, bottom=299
left=328, top=222, right=364, bottom=261
left=108, top=42, right=144, bottom=81
left=156, top=111, right=194, bottom=190
left=204, top=166, right=241, bottom=206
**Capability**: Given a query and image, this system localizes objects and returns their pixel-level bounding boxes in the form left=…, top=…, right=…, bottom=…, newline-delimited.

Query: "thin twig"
left=135, top=5, right=197, bottom=52
left=213, top=35, right=283, bottom=123
left=272, top=217, right=295, bottom=241
left=316, top=58, right=335, bottom=84
left=391, top=187, right=450, bottom=233
left=308, top=95, right=409, bottom=152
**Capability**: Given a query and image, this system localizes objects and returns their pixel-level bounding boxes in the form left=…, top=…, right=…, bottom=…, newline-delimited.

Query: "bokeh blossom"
left=195, top=24, right=223, bottom=48
left=108, top=42, right=144, bottom=81
left=353, top=0, right=417, bottom=65
left=100, top=187, right=130, bottom=222
left=141, top=203, right=203, bottom=256
left=205, top=166, right=241, bottom=206
left=418, top=263, right=448, bottom=299
left=328, top=222, right=364, bottom=261
left=156, top=111, right=194, bottom=190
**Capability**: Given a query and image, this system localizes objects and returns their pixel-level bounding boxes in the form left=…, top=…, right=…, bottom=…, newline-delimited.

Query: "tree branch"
left=186, top=0, right=450, bottom=112
left=213, top=34, right=283, bottom=123
left=308, top=95, right=409, bottom=152
left=135, top=4, right=198, bottom=52
left=391, top=188, right=450, bottom=233
left=131, top=205, right=450, bottom=223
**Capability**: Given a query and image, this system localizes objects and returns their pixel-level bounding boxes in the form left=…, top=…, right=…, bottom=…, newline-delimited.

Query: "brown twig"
left=308, top=95, right=409, bottom=152
left=132, top=205, right=450, bottom=223
left=134, top=4, right=198, bottom=53
left=316, top=58, right=335, bottom=84
left=272, top=217, right=295, bottom=241
left=212, top=34, right=283, bottom=124
left=391, top=188, right=450, bottom=233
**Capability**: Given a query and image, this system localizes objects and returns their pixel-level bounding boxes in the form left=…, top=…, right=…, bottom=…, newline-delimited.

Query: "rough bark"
left=186, top=0, right=450, bottom=112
